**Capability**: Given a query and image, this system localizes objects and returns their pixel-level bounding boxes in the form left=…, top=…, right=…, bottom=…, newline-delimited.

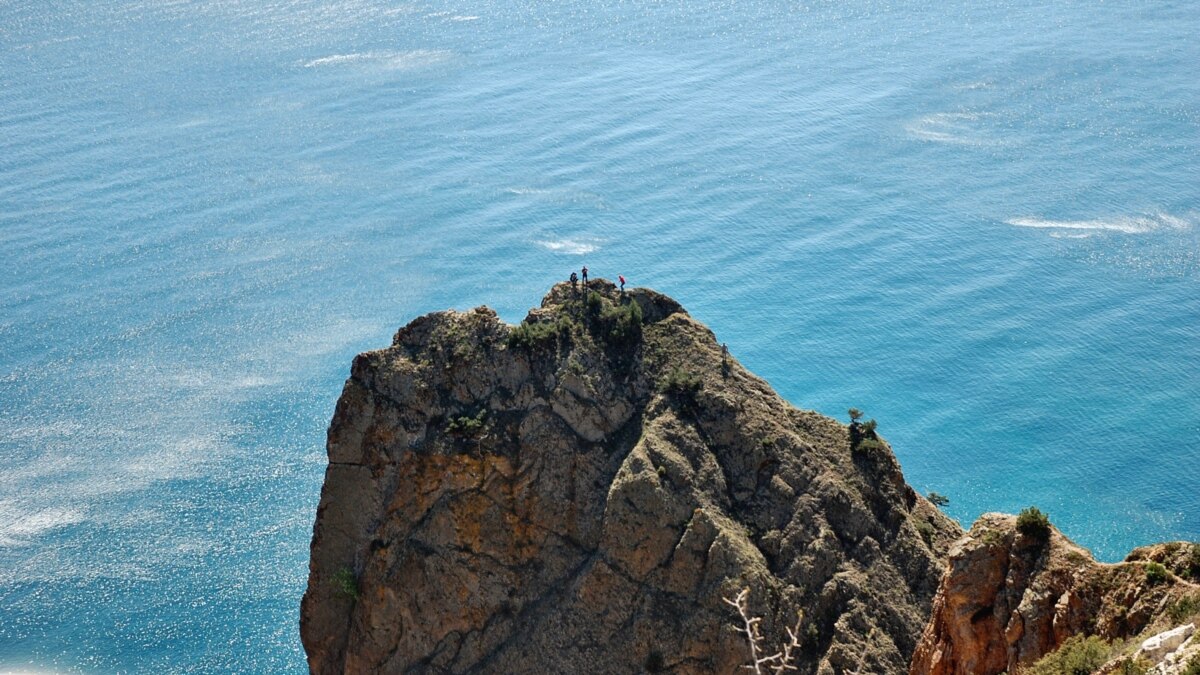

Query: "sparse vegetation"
left=597, top=296, right=643, bottom=345
left=1115, top=656, right=1152, bottom=675
left=1189, top=542, right=1200, bottom=580
left=1025, top=634, right=1112, bottom=675
left=854, top=438, right=886, bottom=454
left=506, top=317, right=573, bottom=350
left=1166, top=593, right=1199, bottom=623
left=585, top=290, right=604, bottom=316
left=982, top=528, right=1007, bottom=548
left=928, top=492, right=950, bottom=507
left=1017, top=506, right=1052, bottom=540
left=847, top=408, right=883, bottom=453
left=1182, top=654, right=1200, bottom=675
left=1065, top=550, right=1089, bottom=566
left=447, top=409, right=487, bottom=437
left=659, top=366, right=703, bottom=402
left=916, top=520, right=935, bottom=546
left=333, top=566, right=359, bottom=600
left=1144, top=561, right=1169, bottom=586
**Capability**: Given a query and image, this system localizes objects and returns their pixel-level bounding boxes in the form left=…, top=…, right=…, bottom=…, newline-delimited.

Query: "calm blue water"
left=1, top=0, right=1197, bottom=671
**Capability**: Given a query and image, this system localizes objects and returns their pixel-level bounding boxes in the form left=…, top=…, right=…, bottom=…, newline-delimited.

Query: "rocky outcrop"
left=301, top=281, right=960, bottom=674
left=1144, top=626, right=1200, bottom=674
left=910, top=514, right=1200, bottom=675
left=1137, top=624, right=1195, bottom=665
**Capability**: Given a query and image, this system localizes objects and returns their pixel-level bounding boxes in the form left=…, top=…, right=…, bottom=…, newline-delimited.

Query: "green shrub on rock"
left=447, top=410, right=487, bottom=437
left=332, top=566, right=359, bottom=601
left=916, top=520, right=935, bottom=546
left=1144, top=561, right=1169, bottom=586
left=1167, top=593, right=1200, bottom=622
left=1116, top=656, right=1152, bottom=675
left=855, top=438, right=886, bottom=454
left=506, top=318, right=573, bottom=350
left=1026, top=634, right=1112, bottom=675
left=1017, top=506, right=1052, bottom=540
left=585, top=290, right=604, bottom=316
left=599, top=298, right=643, bottom=345
left=658, top=366, right=703, bottom=408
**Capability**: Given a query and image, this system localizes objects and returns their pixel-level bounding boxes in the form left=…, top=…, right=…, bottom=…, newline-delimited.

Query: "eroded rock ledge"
left=910, top=514, right=1199, bottom=675
left=300, top=281, right=959, bottom=674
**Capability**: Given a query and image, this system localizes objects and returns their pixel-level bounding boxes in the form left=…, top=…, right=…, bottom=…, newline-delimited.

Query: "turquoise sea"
left=1, top=0, right=1197, bottom=671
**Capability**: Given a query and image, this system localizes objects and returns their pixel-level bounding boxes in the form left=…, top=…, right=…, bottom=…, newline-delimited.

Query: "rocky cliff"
left=300, top=281, right=961, bottom=674
left=910, top=514, right=1200, bottom=675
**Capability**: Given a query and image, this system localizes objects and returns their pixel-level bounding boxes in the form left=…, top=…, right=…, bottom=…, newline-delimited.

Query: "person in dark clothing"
left=570, top=271, right=578, bottom=290
left=581, top=266, right=588, bottom=285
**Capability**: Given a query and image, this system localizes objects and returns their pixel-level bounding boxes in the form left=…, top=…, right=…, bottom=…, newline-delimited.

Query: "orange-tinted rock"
left=911, top=515, right=1198, bottom=675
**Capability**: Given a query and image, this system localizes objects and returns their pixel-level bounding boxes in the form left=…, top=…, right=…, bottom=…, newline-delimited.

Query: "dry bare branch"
left=724, top=587, right=805, bottom=675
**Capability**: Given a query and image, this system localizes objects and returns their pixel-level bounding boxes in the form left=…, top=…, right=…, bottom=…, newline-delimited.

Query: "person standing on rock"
left=570, top=271, right=578, bottom=290
left=619, top=275, right=626, bottom=292
left=581, top=266, right=588, bottom=287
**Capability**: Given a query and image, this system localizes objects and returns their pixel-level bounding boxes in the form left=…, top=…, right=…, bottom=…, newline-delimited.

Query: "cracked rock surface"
left=910, top=514, right=1200, bottom=675
left=300, top=281, right=959, bottom=674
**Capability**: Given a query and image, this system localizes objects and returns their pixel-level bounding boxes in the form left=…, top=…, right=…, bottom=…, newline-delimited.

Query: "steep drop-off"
left=911, top=514, right=1200, bottom=675
left=300, top=281, right=960, bottom=674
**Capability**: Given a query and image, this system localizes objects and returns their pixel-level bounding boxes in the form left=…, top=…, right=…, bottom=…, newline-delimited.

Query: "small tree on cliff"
left=1016, top=506, right=1051, bottom=541
left=847, top=409, right=882, bottom=453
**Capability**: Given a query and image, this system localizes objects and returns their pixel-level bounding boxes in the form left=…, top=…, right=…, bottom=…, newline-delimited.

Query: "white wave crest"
left=1007, top=213, right=1194, bottom=235
left=906, top=112, right=991, bottom=145
left=303, top=50, right=453, bottom=70
left=0, top=504, right=86, bottom=547
left=506, top=187, right=554, bottom=196
left=537, top=239, right=598, bottom=255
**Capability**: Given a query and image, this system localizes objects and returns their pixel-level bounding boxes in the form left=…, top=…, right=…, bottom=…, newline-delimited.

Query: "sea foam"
left=537, top=239, right=599, bottom=255
left=905, top=112, right=994, bottom=145
left=1007, top=213, right=1194, bottom=235
left=302, top=50, right=453, bottom=70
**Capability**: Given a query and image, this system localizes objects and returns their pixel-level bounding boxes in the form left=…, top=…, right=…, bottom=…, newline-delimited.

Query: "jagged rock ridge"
left=300, top=281, right=960, bottom=674
left=910, top=514, right=1200, bottom=675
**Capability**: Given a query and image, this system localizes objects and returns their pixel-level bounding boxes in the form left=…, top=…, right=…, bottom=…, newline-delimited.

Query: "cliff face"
left=910, top=514, right=1200, bottom=675
left=300, top=281, right=960, bottom=674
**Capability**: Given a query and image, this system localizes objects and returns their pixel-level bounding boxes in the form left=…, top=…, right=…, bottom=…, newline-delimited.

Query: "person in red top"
left=618, top=275, right=626, bottom=292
